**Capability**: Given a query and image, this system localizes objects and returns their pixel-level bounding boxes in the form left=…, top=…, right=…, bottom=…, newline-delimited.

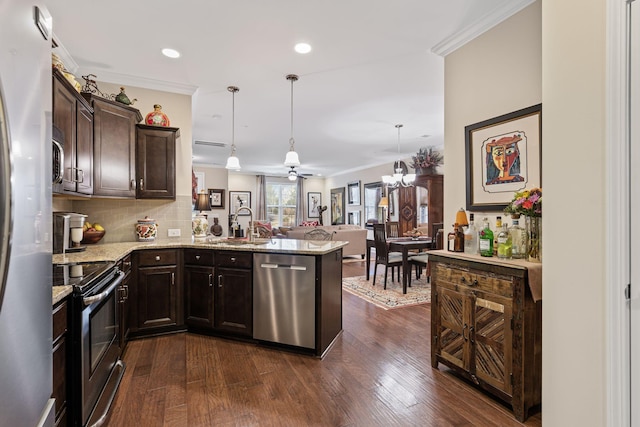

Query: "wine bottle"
left=479, top=218, right=494, bottom=257
left=464, top=213, right=478, bottom=254
left=497, top=223, right=512, bottom=259
left=509, top=217, right=527, bottom=259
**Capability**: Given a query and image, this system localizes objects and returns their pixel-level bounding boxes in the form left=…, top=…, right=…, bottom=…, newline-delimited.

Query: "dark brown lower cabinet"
left=429, top=252, right=541, bottom=422
left=118, top=254, right=132, bottom=349
left=132, top=249, right=182, bottom=334
left=184, top=249, right=215, bottom=329
left=52, top=299, right=68, bottom=427
left=215, top=251, right=252, bottom=336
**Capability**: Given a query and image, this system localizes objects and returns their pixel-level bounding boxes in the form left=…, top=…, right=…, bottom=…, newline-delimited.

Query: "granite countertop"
left=52, top=237, right=348, bottom=306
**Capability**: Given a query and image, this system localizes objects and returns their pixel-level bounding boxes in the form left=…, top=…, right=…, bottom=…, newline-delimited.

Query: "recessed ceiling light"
left=294, top=43, right=312, bottom=54
left=162, top=48, right=180, bottom=58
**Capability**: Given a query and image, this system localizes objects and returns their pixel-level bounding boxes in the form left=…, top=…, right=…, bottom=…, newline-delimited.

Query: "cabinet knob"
left=195, top=255, right=201, bottom=260
left=155, top=256, right=160, bottom=261
left=230, top=257, right=236, bottom=263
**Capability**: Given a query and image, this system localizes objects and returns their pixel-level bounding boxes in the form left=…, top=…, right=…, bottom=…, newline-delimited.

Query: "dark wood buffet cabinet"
left=429, top=251, right=542, bottom=422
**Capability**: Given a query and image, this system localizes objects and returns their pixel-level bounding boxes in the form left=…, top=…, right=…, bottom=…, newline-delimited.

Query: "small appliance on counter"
left=53, top=212, right=88, bottom=254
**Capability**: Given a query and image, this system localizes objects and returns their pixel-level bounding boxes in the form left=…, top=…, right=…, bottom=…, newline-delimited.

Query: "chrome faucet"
left=233, top=206, right=258, bottom=242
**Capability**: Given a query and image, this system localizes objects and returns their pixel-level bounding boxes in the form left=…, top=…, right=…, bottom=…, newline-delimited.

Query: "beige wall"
left=54, top=82, right=194, bottom=241
left=444, top=2, right=542, bottom=227
left=542, top=0, right=607, bottom=424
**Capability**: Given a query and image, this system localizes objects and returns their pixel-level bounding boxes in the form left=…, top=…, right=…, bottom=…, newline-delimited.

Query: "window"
left=266, top=180, right=297, bottom=227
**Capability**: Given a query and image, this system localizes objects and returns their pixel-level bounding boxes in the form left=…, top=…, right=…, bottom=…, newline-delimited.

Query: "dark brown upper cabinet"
left=82, top=94, right=143, bottom=198
left=135, top=124, right=179, bottom=200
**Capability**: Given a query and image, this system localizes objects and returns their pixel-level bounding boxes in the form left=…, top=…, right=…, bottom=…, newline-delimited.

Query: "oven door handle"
left=82, top=270, right=125, bottom=307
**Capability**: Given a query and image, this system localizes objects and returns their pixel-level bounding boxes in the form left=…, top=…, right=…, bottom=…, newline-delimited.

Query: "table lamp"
left=192, top=190, right=210, bottom=239
left=455, top=208, right=469, bottom=227
left=378, top=196, right=389, bottom=223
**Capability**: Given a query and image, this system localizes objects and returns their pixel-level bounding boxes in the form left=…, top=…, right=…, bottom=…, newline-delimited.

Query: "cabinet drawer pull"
left=461, top=276, right=466, bottom=283
left=155, top=255, right=161, bottom=261
left=469, top=326, right=475, bottom=343
left=462, top=323, right=468, bottom=341
left=230, top=257, right=236, bottom=263
left=171, top=272, right=175, bottom=286
left=208, top=274, right=213, bottom=287
left=140, top=178, right=144, bottom=191
left=470, top=279, right=478, bottom=287
left=218, top=274, right=223, bottom=288
left=195, top=255, right=201, bottom=260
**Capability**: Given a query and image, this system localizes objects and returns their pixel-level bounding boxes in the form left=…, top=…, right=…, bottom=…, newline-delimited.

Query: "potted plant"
left=410, top=146, right=444, bottom=175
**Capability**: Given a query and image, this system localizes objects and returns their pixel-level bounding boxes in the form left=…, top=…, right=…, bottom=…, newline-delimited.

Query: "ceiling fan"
left=287, top=166, right=312, bottom=180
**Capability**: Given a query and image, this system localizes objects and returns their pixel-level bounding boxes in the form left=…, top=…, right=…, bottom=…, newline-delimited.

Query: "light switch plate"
left=168, top=229, right=181, bottom=237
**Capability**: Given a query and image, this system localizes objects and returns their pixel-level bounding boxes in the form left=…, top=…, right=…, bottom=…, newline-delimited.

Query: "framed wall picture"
left=347, top=180, right=361, bottom=205
left=229, top=191, right=251, bottom=215
left=363, top=181, right=384, bottom=224
left=465, top=104, right=542, bottom=211
left=330, top=187, right=345, bottom=225
left=307, top=192, right=322, bottom=218
left=348, top=210, right=361, bottom=226
left=208, top=189, right=225, bottom=209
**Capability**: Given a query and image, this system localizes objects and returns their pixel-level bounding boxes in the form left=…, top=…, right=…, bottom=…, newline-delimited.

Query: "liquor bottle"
left=464, top=213, right=478, bottom=254
left=497, top=223, right=512, bottom=259
left=447, top=223, right=465, bottom=252
left=509, top=217, right=528, bottom=259
left=493, top=216, right=502, bottom=255
left=479, top=217, right=494, bottom=257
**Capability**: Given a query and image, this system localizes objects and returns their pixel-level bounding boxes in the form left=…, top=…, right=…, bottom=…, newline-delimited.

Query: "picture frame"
left=229, top=191, right=251, bottom=215
left=363, top=181, right=384, bottom=224
left=465, top=104, right=542, bottom=211
left=208, top=188, right=225, bottom=209
left=307, top=192, right=322, bottom=218
left=194, top=171, right=205, bottom=195
left=348, top=210, right=361, bottom=226
left=330, top=187, right=345, bottom=225
left=347, top=180, right=361, bottom=205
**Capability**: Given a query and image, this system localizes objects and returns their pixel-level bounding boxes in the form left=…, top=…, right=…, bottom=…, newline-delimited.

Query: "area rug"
left=342, top=275, right=431, bottom=310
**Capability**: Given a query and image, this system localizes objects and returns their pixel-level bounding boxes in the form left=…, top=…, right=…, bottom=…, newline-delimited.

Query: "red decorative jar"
left=145, top=104, right=170, bottom=126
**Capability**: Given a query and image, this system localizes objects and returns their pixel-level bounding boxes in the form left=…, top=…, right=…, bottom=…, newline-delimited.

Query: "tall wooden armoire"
left=393, top=174, right=444, bottom=237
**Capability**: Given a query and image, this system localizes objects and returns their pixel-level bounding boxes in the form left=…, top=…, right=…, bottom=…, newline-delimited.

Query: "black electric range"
left=52, top=261, right=116, bottom=294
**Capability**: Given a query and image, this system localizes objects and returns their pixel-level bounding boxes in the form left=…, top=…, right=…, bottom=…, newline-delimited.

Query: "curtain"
left=295, top=176, right=304, bottom=226
left=256, top=174, right=266, bottom=220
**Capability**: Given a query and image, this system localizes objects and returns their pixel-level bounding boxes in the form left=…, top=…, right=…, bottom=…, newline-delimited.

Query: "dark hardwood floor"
left=106, top=259, right=542, bottom=427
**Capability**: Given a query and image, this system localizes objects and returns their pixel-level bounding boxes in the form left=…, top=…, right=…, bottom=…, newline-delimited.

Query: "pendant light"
left=225, top=86, right=241, bottom=170
left=382, top=124, right=415, bottom=188
left=283, top=74, right=301, bottom=167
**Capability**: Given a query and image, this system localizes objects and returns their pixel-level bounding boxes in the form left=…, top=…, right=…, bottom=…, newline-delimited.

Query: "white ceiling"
left=46, top=0, right=532, bottom=178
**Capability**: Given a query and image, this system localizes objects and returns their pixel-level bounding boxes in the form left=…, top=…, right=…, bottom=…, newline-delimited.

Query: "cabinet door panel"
left=473, top=296, right=512, bottom=394
left=185, top=265, right=214, bottom=328
left=52, top=78, right=77, bottom=192
left=76, top=102, right=93, bottom=194
left=136, top=125, right=177, bottom=199
left=93, top=100, right=136, bottom=197
left=137, top=266, right=177, bottom=329
left=215, top=267, right=252, bottom=336
left=436, top=287, right=468, bottom=369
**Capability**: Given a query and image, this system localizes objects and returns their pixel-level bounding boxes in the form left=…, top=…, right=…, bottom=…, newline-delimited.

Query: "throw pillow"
left=300, top=220, right=319, bottom=227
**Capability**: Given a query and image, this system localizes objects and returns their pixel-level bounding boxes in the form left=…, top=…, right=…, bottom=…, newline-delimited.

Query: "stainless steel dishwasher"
left=253, top=253, right=316, bottom=349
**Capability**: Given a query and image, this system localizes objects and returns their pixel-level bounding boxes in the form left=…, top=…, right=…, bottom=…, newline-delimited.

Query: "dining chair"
left=372, top=224, right=403, bottom=289
left=385, top=221, right=400, bottom=238
left=303, top=228, right=333, bottom=241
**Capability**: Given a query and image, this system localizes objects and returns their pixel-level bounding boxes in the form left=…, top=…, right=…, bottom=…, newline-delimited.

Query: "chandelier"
left=382, top=124, right=415, bottom=188
left=283, top=74, right=301, bottom=168
left=225, top=86, right=241, bottom=170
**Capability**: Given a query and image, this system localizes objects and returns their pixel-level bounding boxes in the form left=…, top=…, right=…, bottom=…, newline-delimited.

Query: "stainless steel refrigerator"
left=0, top=2, right=55, bottom=426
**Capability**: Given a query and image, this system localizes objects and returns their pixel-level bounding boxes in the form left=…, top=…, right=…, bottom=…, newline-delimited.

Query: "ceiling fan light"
left=403, top=173, right=416, bottom=184
left=284, top=149, right=300, bottom=167
left=225, top=155, right=241, bottom=170
left=288, top=170, right=298, bottom=181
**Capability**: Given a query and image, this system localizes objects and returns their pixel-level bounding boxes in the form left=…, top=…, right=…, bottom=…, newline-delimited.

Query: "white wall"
left=542, top=0, right=607, bottom=424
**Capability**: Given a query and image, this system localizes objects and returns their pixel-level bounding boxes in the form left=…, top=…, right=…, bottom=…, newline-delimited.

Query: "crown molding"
left=51, top=32, right=79, bottom=73
left=75, top=69, right=198, bottom=95
left=431, top=0, right=536, bottom=57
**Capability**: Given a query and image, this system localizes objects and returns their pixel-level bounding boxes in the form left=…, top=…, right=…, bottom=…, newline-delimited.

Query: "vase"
left=145, top=104, right=170, bottom=126
left=525, top=216, right=541, bottom=263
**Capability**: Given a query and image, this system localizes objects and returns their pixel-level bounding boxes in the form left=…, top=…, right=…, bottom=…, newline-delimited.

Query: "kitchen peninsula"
left=53, top=238, right=346, bottom=358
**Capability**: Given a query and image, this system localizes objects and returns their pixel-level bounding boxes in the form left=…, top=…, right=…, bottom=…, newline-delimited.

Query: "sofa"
left=284, top=224, right=367, bottom=258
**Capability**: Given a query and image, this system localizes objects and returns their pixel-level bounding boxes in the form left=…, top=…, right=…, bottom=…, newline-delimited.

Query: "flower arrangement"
left=504, top=187, right=542, bottom=217
left=410, top=146, right=444, bottom=171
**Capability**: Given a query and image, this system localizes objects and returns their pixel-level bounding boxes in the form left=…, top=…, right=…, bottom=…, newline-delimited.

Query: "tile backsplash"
left=53, top=196, right=193, bottom=243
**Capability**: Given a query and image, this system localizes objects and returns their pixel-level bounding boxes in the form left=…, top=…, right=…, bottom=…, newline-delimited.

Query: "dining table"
left=365, top=236, right=433, bottom=294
